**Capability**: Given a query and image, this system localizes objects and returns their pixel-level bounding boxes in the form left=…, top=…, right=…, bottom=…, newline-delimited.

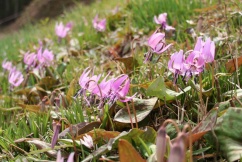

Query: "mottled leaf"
left=147, top=77, right=190, bottom=101
left=215, top=107, right=242, bottom=161
left=114, top=97, right=158, bottom=123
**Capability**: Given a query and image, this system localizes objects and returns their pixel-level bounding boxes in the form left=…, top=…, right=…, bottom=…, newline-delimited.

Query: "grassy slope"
left=1, top=0, right=241, bottom=161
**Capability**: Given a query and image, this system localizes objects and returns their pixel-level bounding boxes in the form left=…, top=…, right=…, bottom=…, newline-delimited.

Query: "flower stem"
left=199, top=73, right=206, bottom=120
left=126, top=102, right=134, bottom=128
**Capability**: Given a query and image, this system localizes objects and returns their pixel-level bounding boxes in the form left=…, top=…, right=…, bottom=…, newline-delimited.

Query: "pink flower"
left=56, top=151, right=74, bottom=162
left=185, top=51, right=205, bottom=75
left=24, top=52, right=37, bottom=68
left=145, top=30, right=173, bottom=62
left=80, top=134, right=94, bottom=149
left=8, top=70, right=24, bottom=87
left=154, top=13, right=175, bottom=31
left=92, top=15, right=106, bottom=32
left=55, top=22, right=72, bottom=38
left=79, top=68, right=101, bottom=92
left=108, top=74, right=135, bottom=103
left=194, top=37, right=215, bottom=63
left=2, top=60, right=13, bottom=71
left=201, top=38, right=215, bottom=63
left=37, top=47, right=54, bottom=67
left=168, top=50, right=186, bottom=76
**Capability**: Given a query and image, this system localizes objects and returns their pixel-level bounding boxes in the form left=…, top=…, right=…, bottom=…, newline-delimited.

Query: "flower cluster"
left=2, top=60, right=24, bottom=88
left=92, top=14, right=106, bottom=32
left=78, top=68, right=135, bottom=107
left=168, top=37, right=215, bottom=82
left=24, top=47, right=54, bottom=70
left=154, top=13, right=175, bottom=31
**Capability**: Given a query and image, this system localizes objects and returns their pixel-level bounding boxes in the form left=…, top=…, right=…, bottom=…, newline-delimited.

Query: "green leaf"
left=147, top=77, right=190, bottom=101
left=215, top=107, right=242, bottom=161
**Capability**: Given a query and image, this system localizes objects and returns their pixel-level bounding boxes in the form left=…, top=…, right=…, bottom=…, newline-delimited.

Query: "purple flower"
left=201, top=38, right=215, bottom=63
left=56, top=151, right=74, bottom=162
left=24, top=52, right=37, bottom=68
left=2, top=60, right=13, bottom=71
left=8, top=70, right=24, bottom=87
left=55, top=22, right=72, bottom=38
left=185, top=51, right=205, bottom=75
left=92, top=15, right=106, bottom=32
left=79, top=68, right=101, bottom=92
left=37, top=47, right=54, bottom=67
left=108, top=74, right=135, bottom=103
left=92, top=74, right=114, bottom=98
left=154, top=13, right=175, bottom=31
left=194, top=37, right=215, bottom=63
left=51, top=121, right=61, bottom=149
left=80, top=134, right=94, bottom=149
left=168, top=50, right=186, bottom=78
left=147, top=30, right=173, bottom=54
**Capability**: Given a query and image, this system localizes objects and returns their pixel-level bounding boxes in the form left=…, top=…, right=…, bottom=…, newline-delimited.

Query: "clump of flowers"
left=154, top=13, right=175, bottom=31
left=92, top=14, right=106, bottom=32
left=168, top=37, right=215, bottom=82
left=2, top=60, right=24, bottom=88
left=77, top=68, right=135, bottom=108
left=55, top=21, right=73, bottom=39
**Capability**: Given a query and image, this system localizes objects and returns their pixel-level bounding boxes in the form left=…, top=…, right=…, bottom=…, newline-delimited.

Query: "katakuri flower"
left=2, top=60, right=13, bottom=71
left=185, top=51, right=205, bottom=75
left=108, top=74, right=135, bottom=103
left=193, top=37, right=215, bottom=63
left=8, top=70, right=24, bottom=87
left=56, top=151, right=74, bottom=162
left=24, top=52, right=37, bottom=68
left=168, top=50, right=186, bottom=81
left=80, top=134, right=94, bottom=149
left=147, top=30, right=173, bottom=54
left=154, top=13, right=175, bottom=31
left=37, top=47, right=54, bottom=67
left=55, top=22, right=73, bottom=38
left=92, top=15, right=106, bottom=32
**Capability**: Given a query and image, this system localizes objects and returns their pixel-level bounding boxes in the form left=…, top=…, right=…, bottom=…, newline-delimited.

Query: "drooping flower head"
left=154, top=13, right=175, bottom=31
left=168, top=50, right=186, bottom=82
left=2, top=60, right=13, bottom=71
left=147, top=30, right=173, bottom=54
left=193, top=37, right=215, bottom=63
left=56, top=151, right=74, bottom=162
left=8, top=70, right=24, bottom=87
left=55, top=22, right=73, bottom=39
left=185, top=51, right=205, bottom=76
left=80, top=134, right=94, bottom=149
left=24, top=52, right=37, bottom=68
left=37, top=47, right=54, bottom=67
left=92, top=15, right=106, bottom=32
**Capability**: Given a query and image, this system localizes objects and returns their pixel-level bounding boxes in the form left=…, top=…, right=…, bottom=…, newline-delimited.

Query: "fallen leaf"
left=118, top=139, right=146, bottom=162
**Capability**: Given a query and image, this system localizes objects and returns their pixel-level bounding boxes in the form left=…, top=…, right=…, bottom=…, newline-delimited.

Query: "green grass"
left=0, top=0, right=241, bottom=161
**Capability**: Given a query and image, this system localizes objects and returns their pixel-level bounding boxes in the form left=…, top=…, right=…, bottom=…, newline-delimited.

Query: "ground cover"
left=0, top=0, right=241, bottom=161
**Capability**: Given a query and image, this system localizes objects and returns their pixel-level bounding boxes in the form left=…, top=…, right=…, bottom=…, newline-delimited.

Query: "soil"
left=0, top=0, right=95, bottom=38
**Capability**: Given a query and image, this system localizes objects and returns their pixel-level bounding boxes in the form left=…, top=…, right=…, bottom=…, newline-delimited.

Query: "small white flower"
left=80, top=134, right=94, bottom=149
